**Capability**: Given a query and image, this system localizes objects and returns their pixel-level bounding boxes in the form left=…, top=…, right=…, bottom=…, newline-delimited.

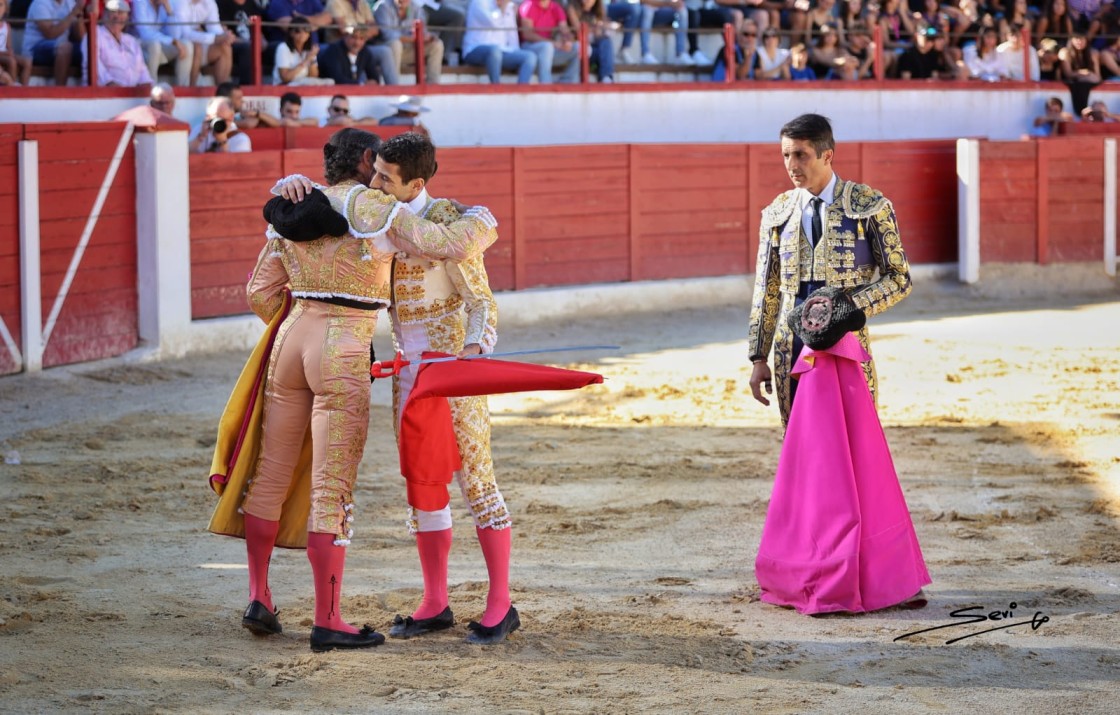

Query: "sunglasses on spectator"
left=742, top=32, right=757, bottom=37
left=330, top=106, right=350, bottom=114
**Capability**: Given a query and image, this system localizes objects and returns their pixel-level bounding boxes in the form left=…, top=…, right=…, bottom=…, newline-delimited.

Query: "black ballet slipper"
left=241, top=601, right=282, bottom=636
left=388, top=606, right=455, bottom=639
left=465, top=606, right=520, bottom=645
left=309, top=625, right=386, bottom=653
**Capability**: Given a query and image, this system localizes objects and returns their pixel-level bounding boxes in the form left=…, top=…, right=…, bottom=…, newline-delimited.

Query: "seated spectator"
left=876, top=0, right=914, bottom=55
left=996, top=22, right=1039, bottom=81
left=1059, top=31, right=1101, bottom=115
left=844, top=22, right=877, bottom=79
left=684, top=0, right=737, bottom=67
left=518, top=0, right=578, bottom=83
left=788, top=42, right=815, bottom=79
left=606, top=0, right=642, bottom=64
left=273, top=20, right=334, bottom=84
left=1037, top=36, right=1060, bottom=80
left=134, top=0, right=192, bottom=87
left=754, top=27, right=789, bottom=79
left=22, top=0, right=86, bottom=86
left=371, top=0, right=442, bottom=84
left=177, top=0, right=234, bottom=86
left=1035, top=0, right=1072, bottom=45
left=322, top=93, right=378, bottom=126
left=899, top=24, right=955, bottom=80
left=317, top=25, right=394, bottom=84
left=149, top=80, right=175, bottom=113
left=379, top=94, right=430, bottom=136
left=804, top=0, right=841, bottom=46
left=461, top=0, right=539, bottom=83
left=1066, top=0, right=1107, bottom=37
left=189, top=95, right=251, bottom=153
left=963, top=26, right=1010, bottom=81
left=567, top=0, right=615, bottom=83
left=1098, top=33, right=1119, bottom=81
left=415, top=0, right=466, bottom=66
left=712, top=17, right=757, bottom=80
left=1030, top=95, right=1073, bottom=136
left=0, top=0, right=32, bottom=84
left=998, top=0, right=1033, bottom=43
left=639, top=0, right=690, bottom=65
left=278, top=90, right=319, bottom=126
left=216, top=0, right=265, bottom=86
left=83, top=0, right=152, bottom=86
left=263, top=0, right=332, bottom=45
left=325, top=0, right=373, bottom=45
left=216, top=80, right=281, bottom=127
left=1082, top=99, right=1118, bottom=122
left=808, top=23, right=856, bottom=80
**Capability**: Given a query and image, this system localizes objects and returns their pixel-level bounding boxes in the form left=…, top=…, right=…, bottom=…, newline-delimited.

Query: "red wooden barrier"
left=1043, top=137, right=1104, bottom=262
left=26, top=122, right=138, bottom=368
left=0, top=124, right=21, bottom=375
left=1058, top=122, right=1120, bottom=136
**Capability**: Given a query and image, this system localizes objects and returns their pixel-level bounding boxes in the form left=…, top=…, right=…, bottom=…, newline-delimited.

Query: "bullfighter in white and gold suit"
left=748, top=114, right=912, bottom=426
left=232, top=128, right=498, bottom=654
left=365, top=133, right=518, bottom=645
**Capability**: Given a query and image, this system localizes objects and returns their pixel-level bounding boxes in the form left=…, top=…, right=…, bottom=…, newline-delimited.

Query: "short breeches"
left=243, top=300, right=377, bottom=542
left=394, top=365, right=510, bottom=534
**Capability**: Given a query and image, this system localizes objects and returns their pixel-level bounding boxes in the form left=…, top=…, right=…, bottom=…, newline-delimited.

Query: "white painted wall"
left=3, top=85, right=1116, bottom=147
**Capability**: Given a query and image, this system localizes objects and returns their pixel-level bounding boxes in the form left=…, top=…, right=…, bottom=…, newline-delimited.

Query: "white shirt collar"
left=801, top=171, right=838, bottom=208
left=405, top=188, right=430, bottom=214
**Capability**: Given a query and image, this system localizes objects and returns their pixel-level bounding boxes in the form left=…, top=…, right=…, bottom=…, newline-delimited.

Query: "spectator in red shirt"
left=518, top=0, right=579, bottom=83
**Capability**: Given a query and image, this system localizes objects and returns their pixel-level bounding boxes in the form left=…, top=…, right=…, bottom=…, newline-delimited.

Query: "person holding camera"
left=189, top=95, right=252, bottom=153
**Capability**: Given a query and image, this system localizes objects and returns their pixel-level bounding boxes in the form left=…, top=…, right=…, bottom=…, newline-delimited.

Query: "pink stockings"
left=307, top=531, right=359, bottom=634
left=413, top=529, right=453, bottom=620
left=476, top=525, right=512, bottom=627
left=244, top=514, right=279, bottom=611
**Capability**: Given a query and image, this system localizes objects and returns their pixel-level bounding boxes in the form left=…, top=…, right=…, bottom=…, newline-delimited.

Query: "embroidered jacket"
left=248, top=180, right=499, bottom=322
left=747, top=179, right=911, bottom=362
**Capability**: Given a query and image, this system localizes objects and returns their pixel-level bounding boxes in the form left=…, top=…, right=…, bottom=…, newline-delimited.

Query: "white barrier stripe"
left=0, top=318, right=22, bottom=366
left=1105, top=138, right=1116, bottom=278
left=42, top=121, right=134, bottom=349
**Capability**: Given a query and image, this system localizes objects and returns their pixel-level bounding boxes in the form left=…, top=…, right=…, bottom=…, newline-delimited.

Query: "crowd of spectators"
left=0, top=0, right=1117, bottom=102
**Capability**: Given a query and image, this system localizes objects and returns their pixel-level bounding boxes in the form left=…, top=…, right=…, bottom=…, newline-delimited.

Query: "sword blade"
left=412, top=345, right=620, bottom=366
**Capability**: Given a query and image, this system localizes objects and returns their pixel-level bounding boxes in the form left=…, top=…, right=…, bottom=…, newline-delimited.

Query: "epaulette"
left=761, top=190, right=798, bottom=228
left=420, top=198, right=462, bottom=225
left=838, top=181, right=889, bottom=219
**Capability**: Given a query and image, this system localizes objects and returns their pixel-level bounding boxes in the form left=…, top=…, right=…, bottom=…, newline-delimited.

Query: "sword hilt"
left=370, top=351, right=409, bottom=379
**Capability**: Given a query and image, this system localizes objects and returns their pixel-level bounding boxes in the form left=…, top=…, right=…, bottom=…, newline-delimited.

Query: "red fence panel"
left=433, top=147, right=515, bottom=291
left=1044, top=137, right=1104, bottom=263
left=631, top=144, right=749, bottom=281
left=0, top=125, right=21, bottom=375
left=23, top=122, right=138, bottom=368
left=189, top=151, right=283, bottom=319
left=978, top=140, right=1038, bottom=263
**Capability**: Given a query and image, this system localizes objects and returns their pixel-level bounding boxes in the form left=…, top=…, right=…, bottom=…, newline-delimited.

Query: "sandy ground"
left=1, top=266, right=1118, bottom=715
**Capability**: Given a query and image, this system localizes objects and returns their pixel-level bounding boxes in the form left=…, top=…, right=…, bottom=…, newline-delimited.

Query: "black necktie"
left=810, top=197, right=823, bottom=247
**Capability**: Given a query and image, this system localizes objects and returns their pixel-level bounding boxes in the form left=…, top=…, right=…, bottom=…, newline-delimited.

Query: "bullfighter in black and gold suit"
left=748, top=114, right=912, bottom=425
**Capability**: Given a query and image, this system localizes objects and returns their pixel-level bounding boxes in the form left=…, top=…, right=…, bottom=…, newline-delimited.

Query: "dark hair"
left=779, top=113, right=835, bottom=156
left=280, top=91, right=302, bottom=108
left=285, top=22, right=312, bottom=51
left=324, top=128, right=381, bottom=185
left=215, top=81, right=240, bottom=97
left=377, top=132, right=438, bottom=184
left=330, top=94, right=348, bottom=104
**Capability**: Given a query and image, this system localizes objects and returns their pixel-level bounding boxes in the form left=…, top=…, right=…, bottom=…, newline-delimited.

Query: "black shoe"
left=309, top=625, right=385, bottom=653
left=241, top=601, right=282, bottom=636
left=465, top=606, right=520, bottom=645
left=388, top=606, right=455, bottom=639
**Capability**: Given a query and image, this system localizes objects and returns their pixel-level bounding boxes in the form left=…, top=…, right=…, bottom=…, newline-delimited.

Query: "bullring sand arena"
left=0, top=264, right=1118, bottom=714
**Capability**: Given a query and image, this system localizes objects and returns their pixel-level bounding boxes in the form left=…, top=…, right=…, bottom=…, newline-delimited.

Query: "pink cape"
left=755, top=333, right=931, bottom=614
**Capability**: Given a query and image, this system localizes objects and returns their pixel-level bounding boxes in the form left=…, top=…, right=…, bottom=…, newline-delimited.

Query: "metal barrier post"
left=872, top=24, right=884, bottom=82
left=580, top=22, right=590, bottom=84
left=1020, top=24, right=1031, bottom=81
left=251, top=16, right=262, bottom=86
left=87, top=7, right=99, bottom=87
left=722, top=23, right=735, bottom=84
left=414, top=20, right=426, bottom=88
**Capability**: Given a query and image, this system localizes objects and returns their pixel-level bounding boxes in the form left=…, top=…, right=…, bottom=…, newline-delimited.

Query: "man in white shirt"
left=189, top=95, right=252, bottom=153
left=460, top=0, right=539, bottom=83
left=133, top=0, right=192, bottom=85
left=176, top=0, right=234, bottom=85
left=22, top=0, right=85, bottom=85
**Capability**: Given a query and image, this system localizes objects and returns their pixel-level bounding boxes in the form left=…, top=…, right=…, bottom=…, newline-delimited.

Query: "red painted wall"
left=0, top=125, right=21, bottom=375
left=27, top=123, right=138, bottom=368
